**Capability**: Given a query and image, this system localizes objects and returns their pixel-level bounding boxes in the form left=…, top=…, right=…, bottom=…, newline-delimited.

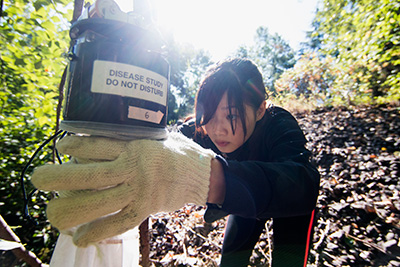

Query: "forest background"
left=0, top=0, right=399, bottom=265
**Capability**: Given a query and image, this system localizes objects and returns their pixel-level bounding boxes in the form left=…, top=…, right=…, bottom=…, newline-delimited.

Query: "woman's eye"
left=227, top=114, right=238, bottom=121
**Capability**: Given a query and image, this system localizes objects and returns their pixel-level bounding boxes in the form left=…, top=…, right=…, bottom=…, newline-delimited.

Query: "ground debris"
left=299, top=105, right=400, bottom=267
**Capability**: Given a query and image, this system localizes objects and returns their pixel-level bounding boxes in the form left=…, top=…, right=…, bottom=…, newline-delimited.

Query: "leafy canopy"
left=1, top=0, right=71, bottom=262
left=236, top=26, right=296, bottom=93
left=314, top=0, right=400, bottom=102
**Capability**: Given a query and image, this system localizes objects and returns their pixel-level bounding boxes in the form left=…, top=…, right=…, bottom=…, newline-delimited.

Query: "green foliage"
left=274, top=52, right=364, bottom=107
left=236, top=26, right=296, bottom=93
left=1, top=0, right=71, bottom=262
left=164, top=37, right=213, bottom=123
left=176, top=48, right=213, bottom=120
left=314, top=0, right=400, bottom=103
left=275, top=53, right=333, bottom=97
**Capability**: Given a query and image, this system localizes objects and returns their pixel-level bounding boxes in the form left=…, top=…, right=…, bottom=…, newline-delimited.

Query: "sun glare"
left=112, top=0, right=255, bottom=59
left=108, top=0, right=318, bottom=60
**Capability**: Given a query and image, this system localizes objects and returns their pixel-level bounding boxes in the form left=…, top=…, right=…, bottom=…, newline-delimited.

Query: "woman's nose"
left=210, top=118, right=229, bottom=136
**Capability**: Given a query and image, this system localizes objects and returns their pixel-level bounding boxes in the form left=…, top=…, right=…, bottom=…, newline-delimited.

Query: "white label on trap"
left=128, top=106, right=164, bottom=124
left=91, top=60, right=168, bottom=106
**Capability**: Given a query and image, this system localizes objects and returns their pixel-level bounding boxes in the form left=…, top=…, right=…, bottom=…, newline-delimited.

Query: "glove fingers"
left=73, top=205, right=146, bottom=247
left=46, top=183, right=133, bottom=230
left=31, top=160, right=127, bottom=191
left=57, top=135, right=128, bottom=161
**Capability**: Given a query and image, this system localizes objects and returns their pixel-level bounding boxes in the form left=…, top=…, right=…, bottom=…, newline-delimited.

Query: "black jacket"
left=179, top=105, right=320, bottom=266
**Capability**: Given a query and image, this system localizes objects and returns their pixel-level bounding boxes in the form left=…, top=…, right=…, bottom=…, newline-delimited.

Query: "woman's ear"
left=256, top=101, right=267, bottom=121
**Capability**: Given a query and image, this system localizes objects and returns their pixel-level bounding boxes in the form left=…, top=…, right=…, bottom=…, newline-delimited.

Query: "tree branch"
left=0, top=216, right=43, bottom=267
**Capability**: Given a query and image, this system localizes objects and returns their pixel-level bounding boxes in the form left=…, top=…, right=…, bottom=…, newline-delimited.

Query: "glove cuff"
left=179, top=151, right=214, bottom=206
left=162, top=133, right=216, bottom=208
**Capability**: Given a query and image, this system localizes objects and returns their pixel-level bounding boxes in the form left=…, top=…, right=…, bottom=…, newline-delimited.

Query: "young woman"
left=179, top=58, right=320, bottom=266
left=32, top=58, right=320, bottom=267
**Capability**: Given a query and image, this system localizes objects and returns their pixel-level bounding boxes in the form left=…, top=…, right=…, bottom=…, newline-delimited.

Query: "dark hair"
left=195, top=58, right=268, bottom=137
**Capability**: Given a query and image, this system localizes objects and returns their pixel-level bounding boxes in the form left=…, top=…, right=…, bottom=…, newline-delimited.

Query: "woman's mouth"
left=216, top=141, right=229, bottom=147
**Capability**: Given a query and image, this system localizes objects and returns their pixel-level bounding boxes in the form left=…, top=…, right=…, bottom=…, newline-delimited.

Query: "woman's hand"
left=208, top=158, right=226, bottom=204
left=32, top=132, right=216, bottom=247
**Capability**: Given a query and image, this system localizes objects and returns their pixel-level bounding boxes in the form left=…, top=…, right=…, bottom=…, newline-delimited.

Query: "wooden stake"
left=139, top=217, right=151, bottom=267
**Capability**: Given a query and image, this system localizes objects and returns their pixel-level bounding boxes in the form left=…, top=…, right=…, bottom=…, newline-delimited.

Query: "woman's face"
left=203, top=92, right=265, bottom=154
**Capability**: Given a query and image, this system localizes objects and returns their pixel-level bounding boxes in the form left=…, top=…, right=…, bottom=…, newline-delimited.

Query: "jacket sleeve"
left=221, top=109, right=320, bottom=219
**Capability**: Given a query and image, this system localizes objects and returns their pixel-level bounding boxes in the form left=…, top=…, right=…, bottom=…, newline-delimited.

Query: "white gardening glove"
left=31, top=132, right=215, bottom=247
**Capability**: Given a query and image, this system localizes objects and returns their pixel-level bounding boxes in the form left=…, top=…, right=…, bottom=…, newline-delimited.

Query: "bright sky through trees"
left=116, top=0, right=319, bottom=60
